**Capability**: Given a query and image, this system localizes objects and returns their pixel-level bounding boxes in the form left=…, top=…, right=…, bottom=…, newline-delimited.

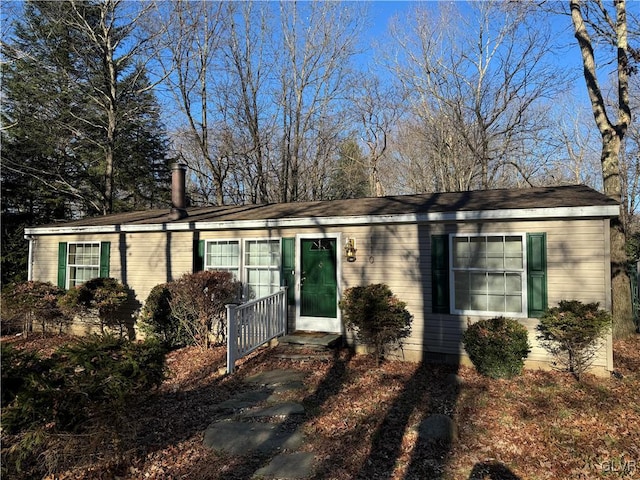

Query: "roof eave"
left=24, top=204, right=619, bottom=236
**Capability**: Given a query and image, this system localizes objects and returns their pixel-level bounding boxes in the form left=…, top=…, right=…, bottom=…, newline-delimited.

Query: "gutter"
left=23, top=204, right=620, bottom=236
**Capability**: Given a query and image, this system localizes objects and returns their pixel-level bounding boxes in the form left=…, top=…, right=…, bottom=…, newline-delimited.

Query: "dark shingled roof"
left=35, top=184, right=619, bottom=229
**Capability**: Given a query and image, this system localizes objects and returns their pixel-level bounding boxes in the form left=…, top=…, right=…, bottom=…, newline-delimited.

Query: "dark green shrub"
left=168, top=270, right=241, bottom=348
left=339, top=284, right=413, bottom=365
left=1, top=343, right=54, bottom=430
left=59, top=277, right=129, bottom=336
left=463, top=317, right=530, bottom=379
left=138, top=283, right=186, bottom=347
left=1, top=336, right=167, bottom=435
left=1, top=336, right=166, bottom=477
left=0, top=281, right=67, bottom=335
left=537, top=300, right=611, bottom=380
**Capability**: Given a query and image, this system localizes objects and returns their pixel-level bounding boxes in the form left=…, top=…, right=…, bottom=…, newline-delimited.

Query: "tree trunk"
left=570, top=0, right=635, bottom=338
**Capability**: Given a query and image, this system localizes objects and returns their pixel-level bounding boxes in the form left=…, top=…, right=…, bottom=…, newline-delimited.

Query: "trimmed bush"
left=537, top=300, right=611, bottom=380
left=59, top=277, right=129, bottom=336
left=339, top=284, right=412, bottom=364
left=0, top=281, right=67, bottom=335
left=138, top=283, right=185, bottom=347
left=463, top=317, right=530, bottom=379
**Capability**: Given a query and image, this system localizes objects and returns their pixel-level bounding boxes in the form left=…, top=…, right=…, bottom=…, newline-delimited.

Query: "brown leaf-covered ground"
left=2, top=333, right=639, bottom=479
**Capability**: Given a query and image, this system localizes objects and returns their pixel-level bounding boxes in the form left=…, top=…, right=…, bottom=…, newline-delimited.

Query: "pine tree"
left=327, top=139, right=371, bottom=200
left=1, top=0, right=170, bottom=286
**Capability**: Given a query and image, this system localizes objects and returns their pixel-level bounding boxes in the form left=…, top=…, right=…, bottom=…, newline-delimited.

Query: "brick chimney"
left=170, top=163, right=188, bottom=220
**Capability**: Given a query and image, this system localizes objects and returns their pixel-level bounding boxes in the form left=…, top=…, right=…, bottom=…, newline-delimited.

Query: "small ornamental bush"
left=168, top=270, right=241, bottom=348
left=463, top=317, right=531, bottom=379
left=537, top=300, right=611, bottom=380
left=0, top=281, right=67, bottom=335
left=339, top=284, right=413, bottom=365
left=138, top=283, right=185, bottom=347
left=59, top=277, right=130, bottom=336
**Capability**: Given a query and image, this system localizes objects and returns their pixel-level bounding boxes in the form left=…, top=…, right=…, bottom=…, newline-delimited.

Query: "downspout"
left=25, top=234, right=34, bottom=281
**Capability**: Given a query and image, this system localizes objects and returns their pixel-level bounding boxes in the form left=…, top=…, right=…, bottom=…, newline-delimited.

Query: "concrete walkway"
left=203, top=369, right=314, bottom=479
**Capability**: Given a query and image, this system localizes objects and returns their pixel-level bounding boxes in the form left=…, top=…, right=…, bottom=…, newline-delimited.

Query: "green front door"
left=300, top=238, right=337, bottom=319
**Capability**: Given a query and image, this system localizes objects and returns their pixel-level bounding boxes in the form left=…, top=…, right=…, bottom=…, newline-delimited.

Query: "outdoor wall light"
left=344, top=238, right=357, bottom=262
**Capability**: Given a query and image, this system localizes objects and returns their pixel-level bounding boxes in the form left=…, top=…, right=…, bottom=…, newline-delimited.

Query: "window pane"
left=486, top=237, right=503, bottom=268
left=67, top=243, right=100, bottom=288
left=470, top=294, right=486, bottom=311
left=455, top=294, right=469, bottom=311
left=453, top=238, right=469, bottom=268
left=244, top=240, right=280, bottom=299
left=487, top=273, right=505, bottom=294
left=505, top=294, right=523, bottom=312
left=486, top=237, right=504, bottom=255
left=207, top=240, right=239, bottom=270
left=469, top=237, right=486, bottom=268
left=505, top=273, right=521, bottom=293
left=454, top=271, right=470, bottom=292
left=246, top=240, right=278, bottom=266
left=505, top=236, right=523, bottom=269
left=469, top=272, right=487, bottom=292
left=488, top=294, right=505, bottom=312
left=246, top=268, right=278, bottom=299
left=69, top=266, right=99, bottom=287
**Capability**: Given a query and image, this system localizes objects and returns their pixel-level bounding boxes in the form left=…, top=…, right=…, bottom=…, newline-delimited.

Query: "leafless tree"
left=623, top=77, right=640, bottom=228
left=222, top=1, right=275, bottom=204
left=275, top=1, right=363, bottom=202
left=548, top=96, right=602, bottom=187
left=389, top=1, right=564, bottom=192
left=348, top=75, right=406, bottom=197
left=47, top=0, right=164, bottom=214
left=155, top=0, right=231, bottom=205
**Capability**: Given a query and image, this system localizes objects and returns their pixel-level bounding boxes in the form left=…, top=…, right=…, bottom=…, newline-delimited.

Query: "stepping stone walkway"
left=203, top=369, right=314, bottom=479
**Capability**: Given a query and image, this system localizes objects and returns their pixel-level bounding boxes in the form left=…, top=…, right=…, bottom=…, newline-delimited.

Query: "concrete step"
left=279, top=332, right=342, bottom=349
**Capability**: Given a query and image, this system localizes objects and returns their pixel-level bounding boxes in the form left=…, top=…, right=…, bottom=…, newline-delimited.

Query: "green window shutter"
left=194, top=239, right=205, bottom=271
left=431, top=235, right=450, bottom=314
left=58, top=242, right=68, bottom=289
left=527, top=233, right=547, bottom=318
left=281, top=237, right=295, bottom=306
left=99, top=241, right=111, bottom=278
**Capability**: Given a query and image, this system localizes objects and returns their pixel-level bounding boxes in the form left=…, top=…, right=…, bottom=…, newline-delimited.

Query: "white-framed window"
left=205, top=240, right=240, bottom=279
left=67, top=242, right=101, bottom=288
left=244, top=239, right=281, bottom=299
left=204, top=238, right=281, bottom=300
left=450, top=234, right=526, bottom=316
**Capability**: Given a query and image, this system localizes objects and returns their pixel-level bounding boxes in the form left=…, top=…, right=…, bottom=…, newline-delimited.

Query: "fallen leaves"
left=2, top=334, right=639, bottom=479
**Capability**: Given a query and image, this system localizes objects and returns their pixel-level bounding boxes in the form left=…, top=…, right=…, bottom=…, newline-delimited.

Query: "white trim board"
left=25, top=204, right=619, bottom=236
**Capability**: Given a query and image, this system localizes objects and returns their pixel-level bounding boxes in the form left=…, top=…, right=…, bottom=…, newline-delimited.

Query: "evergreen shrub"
left=1, top=336, right=167, bottom=435
left=463, top=317, right=530, bottom=379
left=339, top=284, right=412, bottom=364
left=59, top=277, right=130, bottom=336
left=138, top=283, right=184, bottom=347
left=537, top=300, right=611, bottom=380
left=2, top=336, right=166, bottom=477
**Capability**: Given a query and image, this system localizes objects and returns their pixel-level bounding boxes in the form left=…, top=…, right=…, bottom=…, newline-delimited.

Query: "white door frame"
left=295, top=232, right=342, bottom=333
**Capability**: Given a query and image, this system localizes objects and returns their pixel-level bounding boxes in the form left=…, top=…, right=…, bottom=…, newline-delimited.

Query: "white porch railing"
left=226, top=287, right=288, bottom=374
